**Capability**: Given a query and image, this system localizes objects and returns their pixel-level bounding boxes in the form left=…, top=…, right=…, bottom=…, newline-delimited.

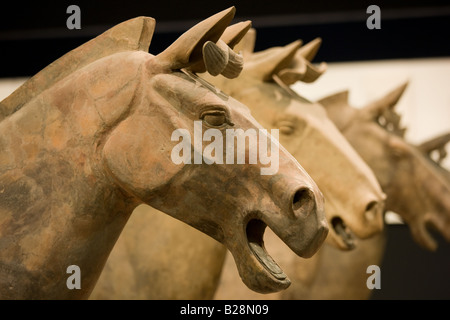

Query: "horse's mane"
left=0, top=16, right=155, bottom=122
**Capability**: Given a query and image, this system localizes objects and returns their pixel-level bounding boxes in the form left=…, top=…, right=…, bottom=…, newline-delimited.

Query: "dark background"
left=1, top=0, right=450, bottom=77
left=1, top=0, right=449, bottom=300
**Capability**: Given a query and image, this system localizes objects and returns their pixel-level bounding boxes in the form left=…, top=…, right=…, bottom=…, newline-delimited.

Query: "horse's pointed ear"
left=318, top=90, right=355, bottom=131
left=190, top=20, right=251, bottom=75
left=417, top=132, right=450, bottom=156
left=318, top=90, right=350, bottom=109
left=277, top=38, right=326, bottom=85
left=362, top=81, right=409, bottom=116
left=234, top=28, right=257, bottom=60
left=277, top=61, right=327, bottom=85
left=246, top=40, right=303, bottom=81
left=155, top=7, right=236, bottom=70
left=220, top=21, right=252, bottom=49
left=297, top=38, right=322, bottom=61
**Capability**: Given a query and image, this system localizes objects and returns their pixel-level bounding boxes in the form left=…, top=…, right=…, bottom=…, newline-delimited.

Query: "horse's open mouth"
left=331, top=216, right=356, bottom=250
left=246, top=219, right=288, bottom=281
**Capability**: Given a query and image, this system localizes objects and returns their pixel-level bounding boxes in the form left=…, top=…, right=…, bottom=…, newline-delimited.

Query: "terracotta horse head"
left=91, top=27, right=388, bottom=300
left=0, top=8, right=328, bottom=299
left=273, top=93, right=450, bottom=301
left=319, top=84, right=450, bottom=251
left=202, top=29, right=386, bottom=250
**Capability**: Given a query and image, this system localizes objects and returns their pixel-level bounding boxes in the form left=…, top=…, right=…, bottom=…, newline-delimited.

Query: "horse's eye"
left=279, top=125, right=294, bottom=135
left=377, top=115, right=387, bottom=127
left=201, top=110, right=228, bottom=127
left=389, top=136, right=409, bottom=158
left=277, top=120, right=295, bottom=135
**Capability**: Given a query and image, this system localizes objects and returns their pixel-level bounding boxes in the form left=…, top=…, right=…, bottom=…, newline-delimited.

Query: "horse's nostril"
left=292, top=188, right=315, bottom=213
left=365, top=201, right=379, bottom=221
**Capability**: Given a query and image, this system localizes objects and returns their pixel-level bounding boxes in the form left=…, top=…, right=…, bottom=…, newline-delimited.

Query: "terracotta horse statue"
left=0, top=7, right=329, bottom=299
left=320, top=83, right=450, bottom=251
left=212, top=31, right=390, bottom=300
left=91, top=29, right=386, bottom=299
left=272, top=82, right=450, bottom=300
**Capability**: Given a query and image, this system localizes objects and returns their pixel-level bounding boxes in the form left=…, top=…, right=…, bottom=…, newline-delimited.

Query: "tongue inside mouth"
left=332, top=217, right=355, bottom=249
left=247, top=219, right=287, bottom=280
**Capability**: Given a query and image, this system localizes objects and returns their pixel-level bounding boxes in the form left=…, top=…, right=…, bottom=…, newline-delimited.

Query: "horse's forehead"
left=151, top=72, right=250, bottom=115
left=360, top=116, right=404, bottom=144
left=390, top=135, right=449, bottom=194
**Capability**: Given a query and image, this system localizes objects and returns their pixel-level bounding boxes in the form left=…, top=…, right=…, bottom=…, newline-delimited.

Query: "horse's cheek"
left=101, top=116, right=184, bottom=198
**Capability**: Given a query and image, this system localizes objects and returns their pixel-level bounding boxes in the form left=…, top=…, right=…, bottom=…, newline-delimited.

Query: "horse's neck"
left=0, top=146, right=134, bottom=301
left=0, top=151, right=138, bottom=298
left=0, top=51, right=146, bottom=299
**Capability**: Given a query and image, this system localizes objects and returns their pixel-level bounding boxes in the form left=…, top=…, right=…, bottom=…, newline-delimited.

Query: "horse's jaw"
left=227, top=218, right=290, bottom=293
left=224, top=211, right=327, bottom=294
left=246, top=219, right=288, bottom=281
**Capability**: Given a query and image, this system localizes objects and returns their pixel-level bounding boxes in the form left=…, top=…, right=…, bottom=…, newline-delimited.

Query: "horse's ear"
left=277, top=61, right=327, bottom=85
left=234, top=27, right=257, bottom=60
left=245, top=40, right=303, bottom=81
left=318, top=90, right=355, bottom=131
left=155, top=7, right=236, bottom=70
left=417, top=132, right=450, bottom=164
left=189, top=20, right=251, bottom=76
left=220, top=21, right=253, bottom=50
left=277, top=38, right=327, bottom=85
left=318, top=90, right=350, bottom=109
left=297, top=37, right=322, bottom=61
left=361, top=81, right=409, bottom=117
